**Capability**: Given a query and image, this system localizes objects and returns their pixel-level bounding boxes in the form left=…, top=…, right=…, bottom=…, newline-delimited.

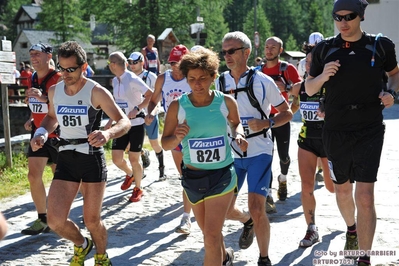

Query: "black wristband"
left=387, top=89, right=397, bottom=99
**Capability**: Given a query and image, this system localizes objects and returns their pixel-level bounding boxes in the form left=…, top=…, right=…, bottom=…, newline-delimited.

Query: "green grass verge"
left=0, top=140, right=153, bottom=201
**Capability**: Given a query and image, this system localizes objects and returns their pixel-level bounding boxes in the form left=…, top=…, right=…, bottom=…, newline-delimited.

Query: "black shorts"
left=323, top=124, right=385, bottom=184
left=297, top=136, right=326, bottom=158
left=112, top=124, right=145, bottom=152
left=181, top=164, right=237, bottom=205
left=53, top=150, right=107, bottom=183
left=28, top=138, right=58, bottom=164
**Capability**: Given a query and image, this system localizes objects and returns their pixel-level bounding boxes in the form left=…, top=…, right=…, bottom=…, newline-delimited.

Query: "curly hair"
left=179, top=48, right=219, bottom=78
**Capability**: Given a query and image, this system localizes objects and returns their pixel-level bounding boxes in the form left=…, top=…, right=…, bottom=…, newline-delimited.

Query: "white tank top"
left=53, top=79, right=103, bottom=154
left=161, top=70, right=191, bottom=113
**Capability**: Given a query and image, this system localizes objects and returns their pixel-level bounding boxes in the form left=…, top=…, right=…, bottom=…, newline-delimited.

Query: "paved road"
left=1, top=106, right=398, bottom=266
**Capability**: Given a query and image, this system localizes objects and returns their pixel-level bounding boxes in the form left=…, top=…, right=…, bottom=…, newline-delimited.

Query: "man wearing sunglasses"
left=261, top=37, right=302, bottom=214
left=30, top=41, right=131, bottom=266
left=147, top=44, right=194, bottom=235
left=105, top=52, right=153, bottom=203
left=128, top=51, right=166, bottom=181
left=218, top=31, right=293, bottom=266
left=306, top=1, right=399, bottom=265
left=21, top=43, right=62, bottom=236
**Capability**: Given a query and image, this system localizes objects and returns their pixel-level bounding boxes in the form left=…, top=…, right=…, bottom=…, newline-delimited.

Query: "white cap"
left=128, top=52, right=144, bottom=61
left=308, top=32, right=324, bottom=45
left=190, top=45, right=204, bottom=52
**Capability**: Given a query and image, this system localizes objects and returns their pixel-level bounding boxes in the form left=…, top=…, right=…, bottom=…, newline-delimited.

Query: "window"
left=20, top=42, right=28, bottom=48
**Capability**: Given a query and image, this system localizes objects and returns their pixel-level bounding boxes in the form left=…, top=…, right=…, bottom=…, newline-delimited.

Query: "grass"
left=0, top=140, right=153, bottom=201
left=0, top=114, right=164, bottom=200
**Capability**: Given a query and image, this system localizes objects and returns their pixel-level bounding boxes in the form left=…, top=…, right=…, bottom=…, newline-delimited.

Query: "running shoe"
left=266, top=196, right=277, bottom=214
left=70, top=237, right=93, bottom=266
left=239, top=221, right=254, bottom=249
left=344, top=232, right=359, bottom=259
left=120, top=175, right=135, bottom=191
left=174, top=216, right=191, bottom=235
left=94, top=253, right=113, bottom=266
left=258, top=256, right=272, bottom=266
left=315, top=169, right=324, bottom=182
left=129, top=187, right=143, bottom=202
left=223, top=247, right=234, bottom=266
left=158, top=166, right=167, bottom=181
left=141, top=149, right=151, bottom=169
left=277, top=175, right=287, bottom=201
left=299, top=226, right=319, bottom=248
left=21, top=218, right=51, bottom=235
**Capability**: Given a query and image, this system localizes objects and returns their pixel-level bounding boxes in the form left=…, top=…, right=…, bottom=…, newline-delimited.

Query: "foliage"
left=0, top=0, right=31, bottom=42
left=243, top=2, right=272, bottom=66
left=4, top=0, right=336, bottom=64
left=35, top=0, right=91, bottom=44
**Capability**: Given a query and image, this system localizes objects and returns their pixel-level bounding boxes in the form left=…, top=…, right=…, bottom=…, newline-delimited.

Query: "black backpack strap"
left=39, top=70, right=58, bottom=96
left=142, top=70, right=149, bottom=83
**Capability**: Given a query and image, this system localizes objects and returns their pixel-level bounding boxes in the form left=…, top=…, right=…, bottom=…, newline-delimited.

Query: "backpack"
left=218, top=68, right=268, bottom=139
left=261, top=61, right=290, bottom=85
left=318, top=32, right=388, bottom=86
left=31, top=70, right=59, bottom=96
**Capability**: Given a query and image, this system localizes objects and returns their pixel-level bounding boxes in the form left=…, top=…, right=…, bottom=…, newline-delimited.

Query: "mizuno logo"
left=189, top=136, right=224, bottom=149
left=57, top=105, right=88, bottom=115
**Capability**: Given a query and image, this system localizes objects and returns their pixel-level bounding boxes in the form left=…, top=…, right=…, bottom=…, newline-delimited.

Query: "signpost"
left=0, top=37, right=15, bottom=167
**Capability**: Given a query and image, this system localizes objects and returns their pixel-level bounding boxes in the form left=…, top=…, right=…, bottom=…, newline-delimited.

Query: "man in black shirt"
left=306, top=1, right=399, bottom=265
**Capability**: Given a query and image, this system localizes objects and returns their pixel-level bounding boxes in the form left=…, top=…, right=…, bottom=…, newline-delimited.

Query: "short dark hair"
left=57, top=41, right=87, bottom=66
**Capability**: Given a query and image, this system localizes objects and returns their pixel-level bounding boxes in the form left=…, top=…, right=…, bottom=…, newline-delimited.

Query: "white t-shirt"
left=216, top=69, right=285, bottom=157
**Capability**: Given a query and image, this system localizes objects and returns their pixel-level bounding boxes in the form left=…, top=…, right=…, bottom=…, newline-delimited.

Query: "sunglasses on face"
left=57, top=63, right=81, bottom=73
left=221, top=47, right=245, bottom=56
left=170, top=62, right=178, bottom=66
left=128, top=60, right=140, bottom=65
left=332, top=12, right=358, bottom=22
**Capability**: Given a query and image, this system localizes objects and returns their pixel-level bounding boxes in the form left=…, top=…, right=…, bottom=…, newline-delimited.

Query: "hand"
left=174, top=120, right=190, bottom=142
left=235, top=135, right=248, bottom=152
left=316, top=109, right=325, bottom=118
left=30, top=135, right=45, bottom=151
left=274, top=80, right=287, bottom=92
left=26, top=87, right=46, bottom=102
left=379, top=91, right=395, bottom=108
left=247, top=118, right=267, bottom=132
left=88, top=130, right=109, bottom=147
left=24, top=119, right=33, bottom=131
left=321, top=60, right=340, bottom=82
left=145, top=114, right=153, bottom=126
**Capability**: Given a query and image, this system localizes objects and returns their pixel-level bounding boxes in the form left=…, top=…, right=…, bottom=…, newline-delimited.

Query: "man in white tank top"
left=147, top=45, right=194, bottom=235
left=30, top=41, right=130, bottom=266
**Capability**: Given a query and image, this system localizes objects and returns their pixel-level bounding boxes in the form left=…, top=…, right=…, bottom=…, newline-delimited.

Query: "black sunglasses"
left=221, top=47, right=245, bottom=56
left=57, top=63, right=81, bottom=73
left=170, top=62, right=178, bottom=66
left=128, top=60, right=140, bottom=65
left=332, top=12, right=358, bottom=22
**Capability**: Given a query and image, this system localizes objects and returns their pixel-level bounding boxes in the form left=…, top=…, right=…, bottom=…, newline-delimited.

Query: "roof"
left=158, top=28, right=179, bottom=43
left=17, top=29, right=95, bottom=53
left=283, top=51, right=306, bottom=58
left=14, top=4, right=42, bottom=23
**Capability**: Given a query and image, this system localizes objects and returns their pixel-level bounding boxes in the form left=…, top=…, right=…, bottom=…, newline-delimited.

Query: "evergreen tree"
left=36, top=0, right=91, bottom=44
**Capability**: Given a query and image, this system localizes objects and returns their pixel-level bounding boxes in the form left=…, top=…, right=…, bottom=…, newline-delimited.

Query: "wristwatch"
left=269, top=118, right=275, bottom=129
left=134, top=106, right=140, bottom=112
